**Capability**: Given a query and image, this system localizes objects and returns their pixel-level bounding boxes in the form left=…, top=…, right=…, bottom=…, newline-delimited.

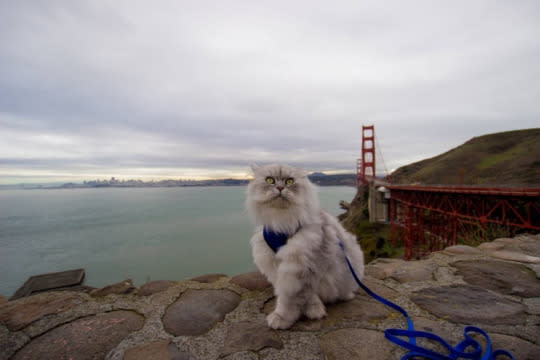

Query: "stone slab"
left=0, top=293, right=87, bottom=331
left=91, top=279, right=136, bottom=297
left=11, top=310, right=144, bottom=360
left=489, top=333, right=540, bottom=360
left=163, top=289, right=240, bottom=336
left=413, top=317, right=460, bottom=344
left=442, top=245, right=482, bottom=255
left=190, top=273, right=228, bottom=283
left=230, top=271, right=271, bottom=290
left=365, top=258, right=405, bottom=280
left=220, top=321, right=283, bottom=357
left=453, top=260, right=540, bottom=297
left=518, top=237, right=540, bottom=257
left=10, top=269, right=85, bottom=300
left=524, top=298, right=540, bottom=315
left=221, top=351, right=258, bottom=360
left=123, top=339, right=194, bottom=360
left=263, top=294, right=391, bottom=331
left=358, top=276, right=398, bottom=299
left=319, top=328, right=394, bottom=360
left=477, top=241, right=506, bottom=252
left=324, top=296, right=392, bottom=323
left=389, top=260, right=436, bottom=283
left=138, top=280, right=176, bottom=296
left=490, top=250, right=540, bottom=264
left=529, top=263, right=540, bottom=278
left=0, top=328, right=28, bottom=360
left=411, top=285, right=527, bottom=325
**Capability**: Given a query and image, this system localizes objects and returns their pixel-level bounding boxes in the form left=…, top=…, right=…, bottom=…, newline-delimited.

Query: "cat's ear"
left=250, top=163, right=260, bottom=174
left=296, top=167, right=310, bottom=178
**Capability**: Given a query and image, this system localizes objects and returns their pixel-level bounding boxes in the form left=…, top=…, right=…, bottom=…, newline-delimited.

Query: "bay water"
left=0, top=186, right=356, bottom=297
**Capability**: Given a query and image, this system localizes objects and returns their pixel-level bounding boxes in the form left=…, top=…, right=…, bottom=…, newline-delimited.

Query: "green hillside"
left=390, top=128, right=540, bottom=186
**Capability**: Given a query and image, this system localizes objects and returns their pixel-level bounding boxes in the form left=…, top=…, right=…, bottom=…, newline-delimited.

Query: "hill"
left=308, top=173, right=356, bottom=186
left=390, top=128, right=540, bottom=186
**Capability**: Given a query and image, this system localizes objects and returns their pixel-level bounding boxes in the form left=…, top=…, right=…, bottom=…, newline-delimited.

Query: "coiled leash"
left=262, top=228, right=514, bottom=359
left=339, top=243, right=515, bottom=360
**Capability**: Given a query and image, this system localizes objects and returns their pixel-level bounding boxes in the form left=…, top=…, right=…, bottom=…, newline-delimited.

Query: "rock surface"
left=90, top=279, right=137, bottom=297
left=0, top=292, right=87, bottom=331
left=411, top=285, right=527, bottom=325
left=229, top=271, right=272, bottom=290
left=162, top=289, right=241, bottom=336
left=220, top=321, right=282, bottom=357
left=453, top=260, right=540, bottom=297
left=1, top=234, right=539, bottom=360
left=319, top=328, right=394, bottom=360
left=123, top=340, right=193, bottom=360
left=190, top=274, right=228, bottom=284
left=138, top=280, right=176, bottom=296
left=10, top=311, right=144, bottom=360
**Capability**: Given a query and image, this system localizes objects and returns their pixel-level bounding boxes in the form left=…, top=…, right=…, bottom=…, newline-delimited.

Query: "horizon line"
left=0, top=171, right=359, bottom=187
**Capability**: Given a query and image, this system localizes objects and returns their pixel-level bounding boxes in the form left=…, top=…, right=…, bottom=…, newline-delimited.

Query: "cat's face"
left=247, top=164, right=314, bottom=210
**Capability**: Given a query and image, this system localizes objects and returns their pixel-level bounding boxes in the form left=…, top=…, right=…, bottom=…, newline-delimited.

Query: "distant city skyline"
left=1, top=171, right=357, bottom=188
left=1, top=1, right=539, bottom=185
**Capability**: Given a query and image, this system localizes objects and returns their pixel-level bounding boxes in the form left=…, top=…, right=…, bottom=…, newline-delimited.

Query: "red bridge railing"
left=388, top=185, right=540, bottom=260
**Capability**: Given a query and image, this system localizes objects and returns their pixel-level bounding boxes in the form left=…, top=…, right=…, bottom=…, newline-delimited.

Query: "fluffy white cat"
left=246, top=164, right=364, bottom=329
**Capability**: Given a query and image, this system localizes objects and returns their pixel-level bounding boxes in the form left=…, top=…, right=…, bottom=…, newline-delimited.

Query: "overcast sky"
left=1, top=1, right=539, bottom=184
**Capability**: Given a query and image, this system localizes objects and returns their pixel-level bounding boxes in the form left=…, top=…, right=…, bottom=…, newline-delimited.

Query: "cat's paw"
left=305, top=301, right=327, bottom=320
left=343, top=292, right=356, bottom=301
left=266, top=311, right=295, bottom=330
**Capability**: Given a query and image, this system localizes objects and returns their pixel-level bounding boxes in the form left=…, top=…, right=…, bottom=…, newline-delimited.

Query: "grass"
left=354, top=221, right=396, bottom=263
left=476, top=152, right=515, bottom=171
left=457, top=222, right=516, bottom=247
left=340, top=186, right=403, bottom=263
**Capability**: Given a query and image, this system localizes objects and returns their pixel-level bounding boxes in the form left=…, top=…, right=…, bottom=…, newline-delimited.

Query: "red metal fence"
left=388, top=185, right=540, bottom=260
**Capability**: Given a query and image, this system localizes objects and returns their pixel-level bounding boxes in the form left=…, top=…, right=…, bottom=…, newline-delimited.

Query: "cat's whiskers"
left=267, top=194, right=291, bottom=209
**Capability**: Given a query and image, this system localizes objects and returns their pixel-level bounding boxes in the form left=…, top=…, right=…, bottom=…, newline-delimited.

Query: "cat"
left=246, top=163, right=365, bottom=329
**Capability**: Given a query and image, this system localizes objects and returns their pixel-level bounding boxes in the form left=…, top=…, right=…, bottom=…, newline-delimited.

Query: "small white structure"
left=368, top=183, right=390, bottom=223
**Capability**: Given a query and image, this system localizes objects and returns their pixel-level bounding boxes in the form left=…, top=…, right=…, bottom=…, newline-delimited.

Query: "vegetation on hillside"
left=339, top=186, right=401, bottom=263
left=390, top=128, right=540, bottom=186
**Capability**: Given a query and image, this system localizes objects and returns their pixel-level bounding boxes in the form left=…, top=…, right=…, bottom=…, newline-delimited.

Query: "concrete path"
left=1, top=234, right=539, bottom=359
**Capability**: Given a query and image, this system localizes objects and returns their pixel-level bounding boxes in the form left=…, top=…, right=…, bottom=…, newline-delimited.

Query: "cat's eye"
left=285, top=178, right=295, bottom=185
left=265, top=177, right=275, bottom=184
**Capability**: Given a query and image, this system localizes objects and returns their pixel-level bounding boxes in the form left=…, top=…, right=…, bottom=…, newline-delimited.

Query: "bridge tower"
left=357, top=125, right=376, bottom=186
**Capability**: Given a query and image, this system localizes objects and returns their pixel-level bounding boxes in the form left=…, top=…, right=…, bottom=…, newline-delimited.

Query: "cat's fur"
left=246, top=164, right=364, bottom=329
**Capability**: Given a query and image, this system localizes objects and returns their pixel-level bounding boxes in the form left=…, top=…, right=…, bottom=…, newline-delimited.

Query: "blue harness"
left=263, top=227, right=293, bottom=253
left=262, top=228, right=514, bottom=359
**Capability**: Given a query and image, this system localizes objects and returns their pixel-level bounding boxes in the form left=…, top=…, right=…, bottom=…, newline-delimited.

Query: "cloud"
left=0, top=1, right=539, bottom=183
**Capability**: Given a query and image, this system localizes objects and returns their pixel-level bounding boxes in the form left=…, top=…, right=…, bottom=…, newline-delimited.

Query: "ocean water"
left=0, top=186, right=356, bottom=297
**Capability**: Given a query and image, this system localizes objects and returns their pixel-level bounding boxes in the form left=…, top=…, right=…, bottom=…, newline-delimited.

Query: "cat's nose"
left=276, top=186, right=284, bottom=191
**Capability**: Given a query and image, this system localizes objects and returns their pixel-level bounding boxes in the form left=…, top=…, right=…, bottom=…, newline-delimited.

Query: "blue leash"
left=339, top=243, right=514, bottom=360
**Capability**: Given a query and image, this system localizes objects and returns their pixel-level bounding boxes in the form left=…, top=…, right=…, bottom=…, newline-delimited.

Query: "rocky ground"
left=1, top=234, right=539, bottom=360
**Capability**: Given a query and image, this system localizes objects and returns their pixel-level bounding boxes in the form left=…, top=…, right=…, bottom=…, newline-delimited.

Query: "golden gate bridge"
left=356, top=125, right=540, bottom=260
